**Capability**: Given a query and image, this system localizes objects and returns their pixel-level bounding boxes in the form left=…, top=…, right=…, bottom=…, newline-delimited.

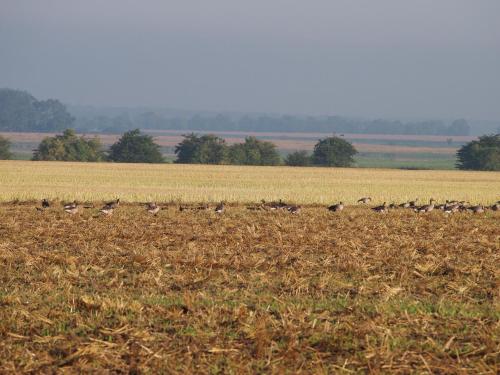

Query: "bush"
left=0, top=135, right=12, bottom=160
left=285, top=151, right=311, bottom=166
left=312, top=136, right=357, bottom=167
left=174, top=133, right=227, bottom=164
left=228, top=137, right=281, bottom=166
left=32, top=129, right=104, bottom=161
left=456, top=134, right=500, bottom=171
left=108, top=129, right=164, bottom=163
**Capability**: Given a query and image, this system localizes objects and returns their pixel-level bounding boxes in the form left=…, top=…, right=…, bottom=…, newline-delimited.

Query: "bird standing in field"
left=287, top=205, right=301, bottom=214
left=328, top=202, right=344, bottom=212
left=416, top=199, right=436, bottom=213
left=146, top=202, right=160, bottom=215
left=357, top=197, right=371, bottom=204
left=215, top=202, right=225, bottom=213
left=468, top=205, right=484, bottom=214
left=64, top=201, right=79, bottom=215
left=372, top=202, right=388, bottom=213
left=104, top=198, right=120, bottom=209
left=99, top=206, right=114, bottom=216
left=42, top=199, right=50, bottom=208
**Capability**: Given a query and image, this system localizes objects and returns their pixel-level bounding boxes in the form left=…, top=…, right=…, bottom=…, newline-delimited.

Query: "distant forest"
left=0, top=88, right=479, bottom=136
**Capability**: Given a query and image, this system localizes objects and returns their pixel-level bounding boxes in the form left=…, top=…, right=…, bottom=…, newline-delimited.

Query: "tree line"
left=1, top=88, right=471, bottom=136
left=0, top=129, right=357, bottom=167
left=1, top=130, right=498, bottom=170
left=77, top=112, right=471, bottom=136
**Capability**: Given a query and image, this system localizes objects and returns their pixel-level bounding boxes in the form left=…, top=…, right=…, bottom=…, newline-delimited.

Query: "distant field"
left=1, top=160, right=498, bottom=204
left=1, top=130, right=464, bottom=170
left=0, top=131, right=460, bottom=153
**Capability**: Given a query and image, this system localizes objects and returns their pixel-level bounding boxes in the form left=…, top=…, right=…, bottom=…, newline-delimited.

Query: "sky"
left=1, top=0, right=499, bottom=120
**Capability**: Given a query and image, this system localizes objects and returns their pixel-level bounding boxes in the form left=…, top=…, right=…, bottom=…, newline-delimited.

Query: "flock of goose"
left=34, top=197, right=499, bottom=216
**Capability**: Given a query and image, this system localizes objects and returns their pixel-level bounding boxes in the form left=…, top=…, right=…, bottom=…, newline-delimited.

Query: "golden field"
left=0, top=160, right=499, bottom=204
left=0, top=204, right=498, bottom=373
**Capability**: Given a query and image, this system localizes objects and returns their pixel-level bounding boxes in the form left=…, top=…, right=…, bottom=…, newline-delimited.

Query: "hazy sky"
left=1, top=0, right=499, bottom=120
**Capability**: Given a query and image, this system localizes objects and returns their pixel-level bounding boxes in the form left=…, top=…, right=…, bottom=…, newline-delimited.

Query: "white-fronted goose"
left=215, top=202, right=225, bottom=213
left=287, top=205, right=301, bottom=214
left=357, top=197, right=372, bottom=204
left=416, top=199, right=436, bottom=213
left=63, top=200, right=77, bottom=210
left=372, top=202, right=387, bottom=213
left=104, top=198, right=120, bottom=209
left=64, top=205, right=79, bottom=214
left=146, top=202, right=160, bottom=215
left=328, top=202, right=344, bottom=212
left=468, top=205, right=484, bottom=214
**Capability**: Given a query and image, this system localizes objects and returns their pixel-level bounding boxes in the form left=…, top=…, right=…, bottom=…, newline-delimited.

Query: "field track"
left=1, top=160, right=499, bottom=204
left=0, top=204, right=498, bottom=373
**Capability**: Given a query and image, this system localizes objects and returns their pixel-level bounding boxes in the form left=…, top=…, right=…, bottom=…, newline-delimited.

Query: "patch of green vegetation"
left=355, top=154, right=456, bottom=170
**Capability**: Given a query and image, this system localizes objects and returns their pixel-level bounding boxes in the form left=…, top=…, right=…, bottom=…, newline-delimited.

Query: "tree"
left=32, top=129, right=104, bottom=161
left=312, top=136, right=357, bottom=167
left=108, top=129, right=164, bottom=163
left=228, top=136, right=281, bottom=165
left=447, top=119, right=470, bottom=136
left=285, top=151, right=311, bottom=166
left=0, top=88, right=74, bottom=132
left=174, top=133, right=227, bottom=164
left=456, top=134, right=500, bottom=171
left=0, top=135, right=12, bottom=159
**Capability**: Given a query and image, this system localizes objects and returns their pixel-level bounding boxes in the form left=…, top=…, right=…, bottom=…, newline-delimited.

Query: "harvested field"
left=1, top=160, right=499, bottom=204
left=0, top=204, right=498, bottom=373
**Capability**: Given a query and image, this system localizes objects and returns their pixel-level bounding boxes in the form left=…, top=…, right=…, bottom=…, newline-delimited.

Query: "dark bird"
left=104, top=198, right=120, bottom=209
left=468, top=205, right=484, bottom=214
left=215, top=202, right=225, bottom=213
left=372, top=202, right=388, bottom=213
left=328, top=202, right=344, bottom=212
left=42, top=199, right=50, bottom=208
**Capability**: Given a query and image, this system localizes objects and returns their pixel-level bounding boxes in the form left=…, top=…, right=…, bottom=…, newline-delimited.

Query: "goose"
left=372, top=202, right=387, bottom=213
left=399, top=201, right=411, bottom=209
left=416, top=199, right=436, bottom=213
left=443, top=203, right=460, bottom=214
left=408, top=198, right=419, bottom=208
left=468, top=205, right=484, bottom=214
left=42, top=199, right=50, bottom=208
left=357, top=197, right=372, bottom=204
left=146, top=202, right=160, bottom=215
left=104, top=198, right=120, bottom=209
left=287, top=205, right=301, bottom=214
left=490, top=203, right=499, bottom=211
left=64, top=205, right=79, bottom=214
left=267, top=199, right=287, bottom=210
left=99, top=206, right=114, bottom=216
left=215, top=202, right=225, bottom=213
left=63, top=200, right=77, bottom=210
left=388, top=202, right=398, bottom=209
left=328, top=202, right=344, bottom=212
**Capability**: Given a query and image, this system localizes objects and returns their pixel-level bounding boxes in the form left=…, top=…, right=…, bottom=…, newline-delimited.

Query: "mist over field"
left=1, top=0, right=499, bottom=128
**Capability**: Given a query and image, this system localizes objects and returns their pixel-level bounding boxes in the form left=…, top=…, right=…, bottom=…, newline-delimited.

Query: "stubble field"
left=0, top=161, right=499, bottom=373
left=0, top=203, right=498, bottom=373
